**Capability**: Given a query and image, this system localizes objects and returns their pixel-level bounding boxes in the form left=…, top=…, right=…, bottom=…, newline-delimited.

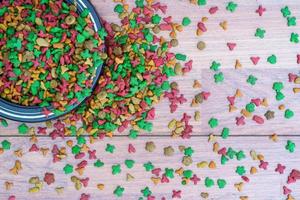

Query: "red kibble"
left=288, top=73, right=297, bottom=82
left=161, top=175, right=169, bottom=183
left=275, top=164, right=286, bottom=174
left=227, top=42, right=236, bottom=51
left=152, top=168, right=161, bottom=176
left=241, top=176, right=250, bottom=182
left=197, top=22, right=207, bottom=32
left=128, top=144, right=136, bottom=153
left=236, top=116, right=245, bottom=126
left=256, top=5, right=266, bottom=16
left=44, top=172, right=55, bottom=185
left=283, top=186, right=292, bottom=195
left=80, top=193, right=90, bottom=200
left=209, top=6, right=218, bottom=14
left=259, top=160, right=268, bottom=170
left=227, top=96, right=235, bottom=105
left=190, top=174, right=200, bottom=185
left=250, top=56, right=260, bottom=65
left=253, top=115, right=264, bottom=124
left=8, top=196, right=16, bottom=200
left=172, top=190, right=182, bottom=198
left=29, top=144, right=39, bottom=152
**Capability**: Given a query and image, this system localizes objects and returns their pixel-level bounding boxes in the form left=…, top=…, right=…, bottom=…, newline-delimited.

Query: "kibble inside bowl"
left=0, top=0, right=106, bottom=122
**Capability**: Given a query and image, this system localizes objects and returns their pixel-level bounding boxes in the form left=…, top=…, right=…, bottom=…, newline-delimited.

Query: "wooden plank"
left=0, top=136, right=299, bottom=199
left=0, top=0, right=299, bottom=136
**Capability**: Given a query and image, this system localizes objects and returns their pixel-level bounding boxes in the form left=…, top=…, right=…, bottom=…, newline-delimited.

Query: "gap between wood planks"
left=0, top=134, right=300, bottom=137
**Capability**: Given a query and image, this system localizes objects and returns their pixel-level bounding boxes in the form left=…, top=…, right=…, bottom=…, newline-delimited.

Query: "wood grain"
left=0, top=0, right=300, bottom=200
left=1, top=137, right=300, bottom=199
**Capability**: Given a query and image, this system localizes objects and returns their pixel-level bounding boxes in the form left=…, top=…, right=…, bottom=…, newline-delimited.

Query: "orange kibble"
left=235, top=59, right=242, bottom=69
left=196, top=29, right=203, bottom=36
left=269, top=133, right=278, bottom=142
left=66, top=140, right=73, bottom=147
left=250, top=166, right=257, bottom=174
left=241, top=109, right=252, bottom=118
left=97, top=184, right=105, bottom=190
left=202, top=17, right=208, bottom=22
left=257, top=154, right=264, bottom=161
left=213, top=142, right=219, bottom=152
left=278, top=104, right=285, bottom=110
left=208, top=161, right=216, bottom=169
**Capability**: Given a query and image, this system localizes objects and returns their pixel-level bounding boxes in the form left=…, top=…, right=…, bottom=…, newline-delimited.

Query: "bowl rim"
left=0, top=0, right=105, bottom=123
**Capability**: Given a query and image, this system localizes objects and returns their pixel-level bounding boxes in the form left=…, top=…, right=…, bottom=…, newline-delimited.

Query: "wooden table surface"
left=1, top=0, right=300, bottom=199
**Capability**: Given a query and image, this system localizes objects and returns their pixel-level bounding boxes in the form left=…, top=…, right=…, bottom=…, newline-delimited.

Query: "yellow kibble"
left=175, top=167, right=184, bottom=175
left=55, top=187, right=64, bottom=195
left=250, top=166, right=257, bottom=174
left=257, top=154, right=264, bottom=161
left=28, top=187, right=40, bottom=193
left=234, top=182, right=244, bottom=192
left=235, top=89, right=243, bottom=98
left=269, top=133, right=278, bottom=142
left=97, top=184, right=105, bottom=190
left=250, top=150, right=257, bottom=160
left=201, top=17, right=208, bottom=22
left=229, top=105, right=237, bottom=112
left=241, top=109, right=252, bottom=118
left=235, top=59, right=242, bottom=69
left=151, top=177, right=160, bottom=185
left=219, top=21, right=228, bottom=30
left=4, top=181, right=13, bottom=190
left=197, top=161, right=208, bottom=168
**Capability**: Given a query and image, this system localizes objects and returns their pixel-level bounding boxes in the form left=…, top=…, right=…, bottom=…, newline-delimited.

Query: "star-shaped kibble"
left=255, top=28, right=266, bottom=38
left=256, top=5, right=266, bottom=16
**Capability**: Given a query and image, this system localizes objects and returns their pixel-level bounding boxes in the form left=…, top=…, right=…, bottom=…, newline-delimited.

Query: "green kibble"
left=281, top=6, right=291, bottom=18
left=276, top=91, right=285, bottom=101
left=114, top=4, right=124, bottom=14
left=290, top=33, right=299, bottom=44
left=285, top=140, right=296, bottom=153
left=63, top=164, right=73, bottom=174
left=247, top=75, right=257, bottom=85
left=267, top=54, right=277, bottom=64
left=287, top=17, right=297, bottom=26
left=114, top=186, right=124, bottom=197
left=221, top=127, right=230, bottom=139
left=272, top=82, right=284, bottom=91
left=125, top=159, right=135, bottom=169
left=175, top=53, right=187, bottom=61
left=198, top=0, right=206, bottom=6
left=1, top=119, right=8, bottom=127
left=112, top=164, right=121, bottom=175
left=217, top=179, right=227, bottom=189
left=18, top=123, right=29, bottom=135
left=105, top=144, right=115, bottom=153
left=204, top=177, right=214, bottom=187
left=284, top=109, right=294, bottom=119
left=182, top=17, right=191, bottom=26
left=1, top=140, right=11, bottom=150
left=94, top=159, right=104, bottom=168
left=208, top=118, right=218, bottom=128
left=226, top=2, right=238, bottom=12
left=236, top=166, right=246, bottom=176
left=141, top=187, right=152, bottom=197
left=214, top=72, right=224, bottom=83
left=255, top=28, right=265, bottom=39
left=245, top=103, right=255, bottom=113
left=210, top=61, right=221, bottom=71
